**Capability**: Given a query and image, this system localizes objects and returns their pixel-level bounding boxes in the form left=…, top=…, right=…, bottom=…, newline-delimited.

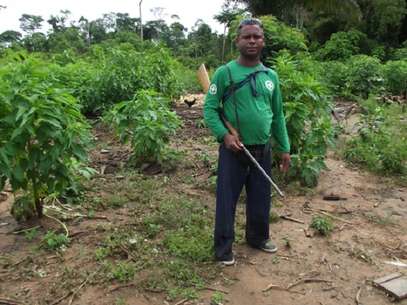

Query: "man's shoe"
left=260, top=240, right=278, bottom=253
left=218, top=253, right=235, bottom=266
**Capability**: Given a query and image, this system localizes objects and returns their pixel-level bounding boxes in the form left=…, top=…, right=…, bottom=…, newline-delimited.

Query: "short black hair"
left=237, top=18, right=263, bottom=35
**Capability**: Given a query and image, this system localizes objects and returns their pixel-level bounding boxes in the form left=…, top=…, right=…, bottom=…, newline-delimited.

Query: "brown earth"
left=0, top=96, right=406, bottom=305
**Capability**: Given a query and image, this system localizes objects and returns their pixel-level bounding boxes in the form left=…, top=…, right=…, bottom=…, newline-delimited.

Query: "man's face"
left=236, top=24, right=265, bottom=59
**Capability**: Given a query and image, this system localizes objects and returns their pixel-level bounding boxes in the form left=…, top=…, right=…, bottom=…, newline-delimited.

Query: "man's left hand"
left=279, top=153, right=291, bottom=173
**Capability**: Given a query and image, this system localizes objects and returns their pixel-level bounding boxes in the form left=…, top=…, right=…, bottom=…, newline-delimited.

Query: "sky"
left=0, top=0, right=230, bottom=34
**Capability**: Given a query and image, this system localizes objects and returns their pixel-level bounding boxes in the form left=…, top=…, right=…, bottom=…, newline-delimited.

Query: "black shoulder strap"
left=222, top=63, right=270, bottom=103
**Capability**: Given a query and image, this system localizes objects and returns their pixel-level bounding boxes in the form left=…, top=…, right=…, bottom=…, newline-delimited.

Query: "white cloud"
left=0, top=0, right=226, bottom=34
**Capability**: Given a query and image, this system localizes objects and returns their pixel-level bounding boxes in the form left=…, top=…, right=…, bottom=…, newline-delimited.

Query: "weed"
left=106, top=194, right=128, bottom=208
left=269, top=211, right=280, bottom=223
left=211, top=292, right=225, bottom=305
left=24, top=228, right=39, bottom=241
left=115, top=297, right=127, bottom=305
left=95, top=247, right=110, bottom=261
left=41, top=231, right=69, bottom=250
left=310, top=216, right=333, bottom=236
left=164, top=227, right=212, bottom=262
left=165, top=259, right=205, bottom=288
left=271, top=256, right=280, bottom=264
left=107, top=261, right=136, bottom=283
left=282, top=236, right=291, bottom=249
left=196, top=118, right=206, bottom=129
left=167, top=287, right=198, bottom=302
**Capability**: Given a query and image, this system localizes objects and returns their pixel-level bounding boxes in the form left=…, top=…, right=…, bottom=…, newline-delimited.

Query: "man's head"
left=236, top=18, right=265, bottom=59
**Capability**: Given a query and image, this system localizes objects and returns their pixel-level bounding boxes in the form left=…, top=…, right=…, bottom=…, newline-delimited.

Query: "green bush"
left=321, top=61, right=351, bottom=98
left=392, top=48, right=407, bottom=60
left=0, top=57, right=92, bottom=219
left=310, top=216, right=333, bottom=236
left=346, top=55, right=383, bottom=98
left=273, top=52, right=334, bottom=187
left=104, top=90, right=182, bottom=167
left=344, top=99, right=407, bottom=178
left=317, top=30, right=368, bottom=61
left=382, top=60, right=407, bottom=95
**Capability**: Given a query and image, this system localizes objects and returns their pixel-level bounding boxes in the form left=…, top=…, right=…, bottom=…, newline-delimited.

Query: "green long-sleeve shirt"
left=203, top=60, right=290, bottom=153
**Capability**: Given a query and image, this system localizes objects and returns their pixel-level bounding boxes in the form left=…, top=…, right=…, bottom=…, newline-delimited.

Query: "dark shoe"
left=217, top=252, right=235, bottom=266
left=260, top=240, right=278, bottom=253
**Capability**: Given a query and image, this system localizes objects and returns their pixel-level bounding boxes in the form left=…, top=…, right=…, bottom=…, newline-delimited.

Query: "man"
left=203, top=18, right=291, bottom=265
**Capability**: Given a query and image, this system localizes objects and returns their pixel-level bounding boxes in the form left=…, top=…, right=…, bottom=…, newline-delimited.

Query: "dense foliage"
left=104, top=90, right=182, bottom=167
left=344, top=99, right=407, bottom=178
left=272, top=53, right=334, bottom=187
left=0, top=57, right=91, bottom=220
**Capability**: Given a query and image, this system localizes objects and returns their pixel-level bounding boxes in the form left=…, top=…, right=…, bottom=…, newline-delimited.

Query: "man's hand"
left=279, top=153, right=291, bottom=173
left=224, top=133, right=243, bottom=152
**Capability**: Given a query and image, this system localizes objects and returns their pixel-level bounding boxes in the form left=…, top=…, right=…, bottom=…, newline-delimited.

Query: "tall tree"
left=357, top=0, right=406, bottom=45
left=47, top=10, right=71, bottom=32
left=215, top=3, right=244, bottom=62
left=19, top=14, right=44, bottom=34
left=230, top=0, right=361, bottom=29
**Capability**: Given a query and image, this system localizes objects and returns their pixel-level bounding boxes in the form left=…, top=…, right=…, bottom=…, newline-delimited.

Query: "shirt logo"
left=209, top=84, right=217, bottom=95
left=265, top=80, right=274, bottom=91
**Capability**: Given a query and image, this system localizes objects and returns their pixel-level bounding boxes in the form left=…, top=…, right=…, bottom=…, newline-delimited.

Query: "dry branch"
left=355, top=286, right=362, bottom=305
left=280, top=214, right=305, bottom=224
left=318, top=211, right=354, bottom=225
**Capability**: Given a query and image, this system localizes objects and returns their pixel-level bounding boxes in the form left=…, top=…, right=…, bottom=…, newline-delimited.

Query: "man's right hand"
left=224, top=133, right=243, bottom=152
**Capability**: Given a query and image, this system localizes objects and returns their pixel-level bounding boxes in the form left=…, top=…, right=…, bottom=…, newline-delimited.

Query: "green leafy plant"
left=211, top=292, right=225, bottom=305
left=317, top=30, right=368, bottom=60
left=310, top=216, right=333, bottom=236
left=24, top=227, right=39, bottom=241
left=382, top=60, right=407, bottom=96
left=346, top=55, right=383, bottom=99
left=344, top=99, right=406, bottom=178
left=108, top=261, right=136, bottom=283
left=0, top=58, right=92, bottom=219
left=41, top=230, right=69, bottom=250
left=273, top=52, right=334, bottom=187
left=104, top=89, right=182, bottom=167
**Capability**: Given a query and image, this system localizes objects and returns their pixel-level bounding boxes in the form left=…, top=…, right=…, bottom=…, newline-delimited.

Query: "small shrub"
left=344, top=100, right=406, bottom=177
left=108, top=261, right=136, bottom=283
left=269, top=211, right=280, bottom=223
left=273, top=52, right=334, bottom=187
left=310, top=216, right=333, bottom=236
left=211, top=292, right=225, bottom=305
left=382, top=60, right=407, bottom=95
left=0, top=57, right=91, bottom=219
left=41, top=231, right=69, bottom=250
left=104, top=90, right=182, bottom=167
left=24, top=227, right=39, bottom=241
left=318, top=30, right=368, bottom=61
left=346, top=55, right=383, bottom=98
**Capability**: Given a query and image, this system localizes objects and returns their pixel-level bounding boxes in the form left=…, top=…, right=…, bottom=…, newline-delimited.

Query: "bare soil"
left=0, top=96, right=406, bottom=305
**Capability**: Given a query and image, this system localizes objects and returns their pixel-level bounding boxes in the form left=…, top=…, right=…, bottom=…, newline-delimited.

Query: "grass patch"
left=344, top=98, right=406, bottom=181
left=105, top=261, right=136, bottom=283
left=83, top=173, right=220, bottom=300
left=269, top=211, right=280, bottom=223
left=41, top=231, right=69, bottom=251
left=310, top=216, right=334, bottom=236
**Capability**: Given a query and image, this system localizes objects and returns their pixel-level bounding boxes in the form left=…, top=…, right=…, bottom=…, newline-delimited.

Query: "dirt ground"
left=0, top=96, right=406, bottom=305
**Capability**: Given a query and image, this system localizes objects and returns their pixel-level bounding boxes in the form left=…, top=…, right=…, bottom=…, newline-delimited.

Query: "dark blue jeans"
left=214, top=143, right=271, bottom=260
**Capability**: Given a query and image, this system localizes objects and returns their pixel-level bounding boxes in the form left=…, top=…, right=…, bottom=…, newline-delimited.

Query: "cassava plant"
left=0, top=57, right=92, bottom=220
left=272, top=52, right=334, bottom=187
left=104, top=90, right=182, bottom=168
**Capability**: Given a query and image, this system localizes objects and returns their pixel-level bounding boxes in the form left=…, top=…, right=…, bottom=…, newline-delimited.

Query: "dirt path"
left=0, top=96, right=406, bottom=305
